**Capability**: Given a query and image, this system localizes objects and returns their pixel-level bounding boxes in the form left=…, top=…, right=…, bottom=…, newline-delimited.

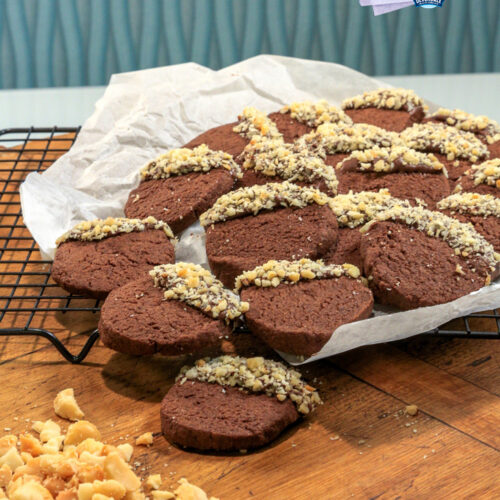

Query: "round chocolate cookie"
left=237, top=260, right=373, bottom=357
left=125, top=145, right=241, bottom=234
left=161, top=356, right=321, bottom=451
left=161, top=380, right=298, bottom=451
left=336, top=147, right=451, bottom=209
left=98, top=263, right=247, bottom=356
left=400, top=122, right=489, bottom=181
left=360, top=206, right=497, bottom=309
left=52, top=217, right=175, bottom=299
left=237, top=137, right=338, bottom=196
left=201, top=182, right=338, bottom=288
left=454, top=159, right=500, bottom=198
left=438, top=193, right=500, bottom=252
left=342, top=88, right=425, bottom=132
left=268, top=101, right=352, bottom=143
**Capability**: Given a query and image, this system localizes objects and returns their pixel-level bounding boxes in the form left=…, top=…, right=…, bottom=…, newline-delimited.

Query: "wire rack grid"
left=0, top=127, right=498, bottom=364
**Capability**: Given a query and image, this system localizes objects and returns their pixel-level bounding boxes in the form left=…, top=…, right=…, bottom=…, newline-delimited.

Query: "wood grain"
left=0, top=139, right=499, bottom=499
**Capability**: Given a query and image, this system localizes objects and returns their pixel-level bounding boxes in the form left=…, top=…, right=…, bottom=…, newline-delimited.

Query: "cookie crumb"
left=405, top=404, right=418, bottom=416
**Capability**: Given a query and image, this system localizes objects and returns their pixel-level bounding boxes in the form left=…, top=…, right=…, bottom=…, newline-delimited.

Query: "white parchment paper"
left=19, top=55, right=500, bottom=364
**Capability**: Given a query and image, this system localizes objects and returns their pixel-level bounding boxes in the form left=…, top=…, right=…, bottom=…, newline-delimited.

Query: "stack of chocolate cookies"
left=50, top=87, right=500, bottom=452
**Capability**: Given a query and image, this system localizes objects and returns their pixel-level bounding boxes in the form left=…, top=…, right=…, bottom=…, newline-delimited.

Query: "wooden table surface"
left=0, top=136, right=499, bottom=500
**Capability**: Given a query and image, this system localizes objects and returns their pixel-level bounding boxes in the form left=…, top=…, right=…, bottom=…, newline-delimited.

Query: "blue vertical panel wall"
left=0, top=0, right=498, bottom=89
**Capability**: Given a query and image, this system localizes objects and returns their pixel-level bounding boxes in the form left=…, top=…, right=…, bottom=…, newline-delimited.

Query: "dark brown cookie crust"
left=325, top=153, right=349, bottom=169
left=98, top=277, right=231, bottom=356
left=161, top=379, right=299, bottom=451
left=205, top=205, right=339, bottom=288
left=51, top=230, right=175, bottom=299
left=322, top=227, right=364, bottom=270
left=336, top=168, right=451, bottom=209
left=236, top=168, right=336, bottom=197
left=434, top=153, right=473, bottom=182
left=454, top=173, right=499, bottom=198
left=267, top=111, right=313, bottom=143
left=242, top=276, right=373, bottom=357
left=182, top=122, right=249, bottom=158
left=360, top=221, right=491, bottom=309
left=344, top=108, right=422, bottom=133
left=440, top=211, right=500, bottom=253
left=488, top=140, right=500, bottom=160
left=124, top=168, right=235, bottom=234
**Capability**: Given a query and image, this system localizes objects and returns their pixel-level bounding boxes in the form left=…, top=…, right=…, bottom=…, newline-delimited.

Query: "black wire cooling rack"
left=0, top=127, right=498, bottom=364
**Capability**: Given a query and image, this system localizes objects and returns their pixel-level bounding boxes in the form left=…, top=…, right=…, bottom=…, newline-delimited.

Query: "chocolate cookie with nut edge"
left=237, top=260, right=373, bottom=357
left=201, top=182, right=339, bottom=288
left=51, top=217, right=175, bottom=299
left=161, top=356, right=321, bottom=451
left=425, top=108, right=500, bottom=160
left=98, top=263, right=247, bottom=356
left=183, top=106, right=283, bottom=158
left=268, top=100, right=352, bottom=143
left=124, top=145, right=241, bottom=234
left=360, top=206, right=498, bottom=310
left=237, top=137, right=338, bottom=196
left=453, top=159, right=500, bottom=198
left=296, top=122, right=401, bottom=170
left=324, top=190, right=414, bottom=269
left=336, top=146, right=451, bottom=209
left=341, top=88, right=426, bottom=132
left=400, top=122, right=489, bottom=181
left=438, top=193, right=500, bottom=252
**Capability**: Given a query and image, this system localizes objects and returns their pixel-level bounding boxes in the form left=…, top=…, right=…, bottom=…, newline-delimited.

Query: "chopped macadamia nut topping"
left=135, top=433, right=153, bottom=446
left=0, top=392, right=218, bottom=500
left=53, top=388, right=84, bottom=421
left=400, top=122, right=489, bottom=163
left=362, top=205, right=498, bottom=270
left=280, top=100, right=352, bottom=127
left=329, top=190, right=414, bottom=228
left=339, top=146, right=446, bottom=175
left=233, top=107, right=282, bottom=140
left=298, top=123, right=401, bottom=155
left=468, top=159, right=500, bottom=188
left=342, top=88, right=424, bottom=112
left=429, top=108, right=500, bottom=144
left=56, top=216, right=176, bottom=246
left=234, top=258, right=364, bottom=290
left=177, top=355, right=322, bottom=415
left=438, top=193, right=500, bottom=218
left=405, top=405, right=418, bottom=416
left=240, top=137, right=338, bottom=194
left=150, top=262, right=248, bottom=323
left=140, top=144, right=241, bottom=181
left=200, top=181, right=330, bottom=226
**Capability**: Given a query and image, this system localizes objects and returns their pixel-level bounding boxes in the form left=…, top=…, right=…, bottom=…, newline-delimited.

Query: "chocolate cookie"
left=400, top=122, right=489, bottom=181
left=426, top=108, right=500, bottom=159
left=360, top=206, right=498, bottom=309
left=324, top=190, right=413, bottom=268
left=268, top=100, right=352, bottom=142
left=237, top=260, right=373, bottom=357
left=161, top=356, right=321, bottom=450
left=297, top=122, right=401, bottom=169
left=453, top=159, right=500, bottom=198
left=201, top=182, right=338, bottom=288
left=438, top=193, right=500, bottom=252
left=52, top=217, right=176, bottom=299
left=184, top=107, right=283, bottom=158
left=237, top=137, right=338, bottom=196
left=336, top=146, right=451, bottom=208
left=342, top=88, right=426, bottom=132
left=124, top=145, right=241, bottom=234
left=98, top=263, right=248, bottom=356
